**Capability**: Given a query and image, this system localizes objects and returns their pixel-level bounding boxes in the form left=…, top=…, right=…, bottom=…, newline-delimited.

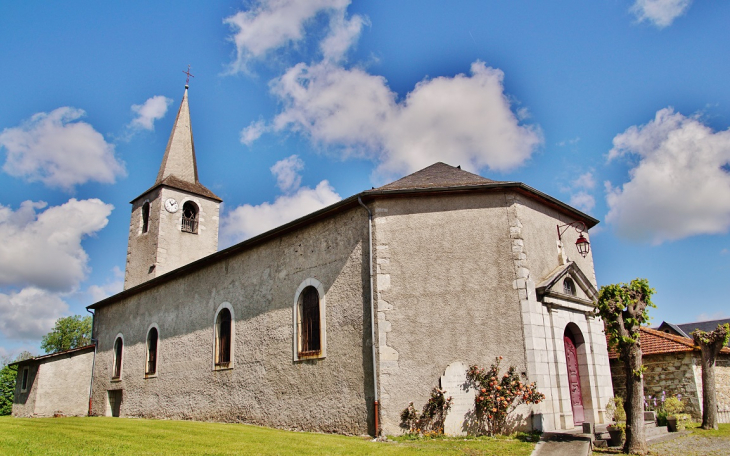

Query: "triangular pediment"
left=536, top=261, right=597, bottom=304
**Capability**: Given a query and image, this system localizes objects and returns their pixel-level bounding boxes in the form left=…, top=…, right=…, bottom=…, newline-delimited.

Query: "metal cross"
left=182, top=65, right=195, bottom=85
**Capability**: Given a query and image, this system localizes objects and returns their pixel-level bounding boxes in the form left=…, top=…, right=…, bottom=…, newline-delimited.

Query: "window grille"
left=563, top=278, right=576, bottom=296
left=299, top=287, right=321, bottom=356
left=181, top=202, right=198, bottom=234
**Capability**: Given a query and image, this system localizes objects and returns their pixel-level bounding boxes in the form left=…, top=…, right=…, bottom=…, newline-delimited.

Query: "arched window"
left=146, top=327, right=158, bottom=376
left=563, top=277, right=576, bottom=296
left=298, top=286, right=321, bottom=357
left=112, top=336, right=123, bottom=379
left=181, top=201, right=198, bottom=234
left=215, top=308, right=232, bottom=368
left=141, top=202, right=150, bottom=233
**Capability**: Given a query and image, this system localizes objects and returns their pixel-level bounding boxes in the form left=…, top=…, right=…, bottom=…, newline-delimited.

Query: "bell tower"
left=124, top=84, right=222, bottom=289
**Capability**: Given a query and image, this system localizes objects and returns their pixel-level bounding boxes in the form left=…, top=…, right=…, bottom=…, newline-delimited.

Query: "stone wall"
left=610, top=352, right=703, bottom=419
left=716, top=356, right=730, bottom=422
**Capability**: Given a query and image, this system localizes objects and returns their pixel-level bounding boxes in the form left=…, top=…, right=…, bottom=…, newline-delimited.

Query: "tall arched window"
left=141, top=202, right=150, bottom=233
left=112, top=336, right=124, bottom=379
left=181, top=201, right=198, bottom=234
left=215, top=308, right=232, bottom=368
left=146, top=327, right=158, bottom=376
left=298, top=286, right=321, bottom=357
left=563, top=277, right=576, bottom=296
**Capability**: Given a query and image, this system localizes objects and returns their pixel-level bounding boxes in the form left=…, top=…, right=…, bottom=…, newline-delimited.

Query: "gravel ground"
left=649, top=432, right=730, bottom=456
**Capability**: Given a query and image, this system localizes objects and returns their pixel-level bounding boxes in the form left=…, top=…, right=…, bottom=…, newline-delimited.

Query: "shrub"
left=663, top=396, right=685, bottom=416
left=400, top=387, right=453, bottom=436
left=466, top=357, right=545, bottom=436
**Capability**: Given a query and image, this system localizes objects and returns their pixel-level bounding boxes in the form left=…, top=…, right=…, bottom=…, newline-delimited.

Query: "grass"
left=0, top=416, right=536, bottom=456
left=593, top=423, right=730, bottom=456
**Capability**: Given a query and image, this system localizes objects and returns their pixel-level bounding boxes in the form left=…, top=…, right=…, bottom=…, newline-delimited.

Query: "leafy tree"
left=596, top=278, right=655, bottom=456
left=41, top=315, right=92, bottom=354
left=691, top=323, right=730, bottom=430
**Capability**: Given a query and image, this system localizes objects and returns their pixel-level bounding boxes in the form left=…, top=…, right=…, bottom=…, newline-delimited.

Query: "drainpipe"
left=358, top=196, right=379, bottom=436
left=86, top=308, right=97, bottom=416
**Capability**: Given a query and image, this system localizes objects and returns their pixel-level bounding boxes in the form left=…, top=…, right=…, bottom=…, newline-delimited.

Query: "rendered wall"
left=13, top=350, right=94, bottom=417
left=372, top=192, right=527, bottom=435
left=93, top=206, right=374, bottom=435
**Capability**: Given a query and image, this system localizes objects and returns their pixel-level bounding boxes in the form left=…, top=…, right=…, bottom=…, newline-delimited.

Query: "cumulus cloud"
left=0, top=287, right=69, bottom=341
left=570, top=192, right=596, bottom=214
left=241, top=119, right=267, bottom=146
left=129, top=95, right=173, bottom=131
left=631, top=0, right=692, bottom=28
left=267, top=60, right=541, bottom=180
left=0, top=198, right=114, bottom=291
left=605, top=108, right=730, bottom=244
left=0, top=107, right=125, bottom=190
left=221, top=157, right=340, bottom=246
left=573, top=171, right=596, bottom=190
left=271, top=155, right=305, bottom=192
left=224, top=0, right=364, bottom=72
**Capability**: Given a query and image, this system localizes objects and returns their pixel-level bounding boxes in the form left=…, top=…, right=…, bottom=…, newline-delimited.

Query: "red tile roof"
left=607, top=327, right=730, bottom=359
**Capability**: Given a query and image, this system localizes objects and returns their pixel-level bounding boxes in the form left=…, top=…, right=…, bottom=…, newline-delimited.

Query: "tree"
left=0, top=352, right=33, bottom=416
left=596, top=279, right=655, bottom=456
left=691, top=323, right=730, bottom=430
left=40, top=315, right=92, bottom=354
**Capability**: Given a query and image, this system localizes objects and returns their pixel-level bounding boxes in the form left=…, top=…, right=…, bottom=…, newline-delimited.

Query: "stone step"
left=646, top=425, right=669, bottom=439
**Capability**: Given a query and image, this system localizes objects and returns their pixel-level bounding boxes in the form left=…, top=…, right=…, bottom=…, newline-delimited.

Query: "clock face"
left=165, top=198, right=179, bottom=213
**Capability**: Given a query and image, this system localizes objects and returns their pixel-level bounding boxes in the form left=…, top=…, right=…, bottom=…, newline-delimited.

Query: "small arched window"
left=298, top=286, right=321, bottom=357
left=563, top=277, right=576, bottom=296
left=181, top=201, right=198, bottom=234
left=112, top=336, right=123, bottom=379
left=146, top=327, right=158, bottom=376
left=215, top=308, right=232, bottom=368
left=141, top=202, right=150, bottom=233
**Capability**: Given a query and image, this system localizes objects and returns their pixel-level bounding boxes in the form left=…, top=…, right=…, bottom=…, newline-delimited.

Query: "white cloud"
left=573, top=172, right=596, bottom=190
left=129, top=95, right=173, bottom=131
left=0, top=287, right=69, bottom=341
left=0, top=198, right=114, bottom=291
left=221, top=180, right=341, bottom=246
left=570, top=191, right=596, bottom=213
left=224, top=0, right=363, bottom=72
left=86, top=266, right=124, bottom=302
left=0, top=107, right=125, bottom=190
left=605, top=108, right=730, bottom=244
left=631, top=0, right=692, bottom=28
left=269, top=60, right=542, bottom=180
left=270, top=155, right=304, bottom=192
left=241, top=119, right=267, bottom=146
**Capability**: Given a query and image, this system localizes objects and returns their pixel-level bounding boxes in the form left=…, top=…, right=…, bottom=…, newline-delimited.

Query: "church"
left=42, top=85, right=613, bottom=435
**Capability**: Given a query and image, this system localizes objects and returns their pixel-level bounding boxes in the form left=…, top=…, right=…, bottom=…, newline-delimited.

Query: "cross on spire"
left=182, top=64, right=194, bottom=87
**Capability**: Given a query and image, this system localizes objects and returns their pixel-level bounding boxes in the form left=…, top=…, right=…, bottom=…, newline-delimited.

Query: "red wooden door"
left=564, top=333, right=585, bottom=425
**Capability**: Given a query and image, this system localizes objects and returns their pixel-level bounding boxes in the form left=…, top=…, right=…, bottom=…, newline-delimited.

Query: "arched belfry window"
left=293, top=278, right=326, bottom=361
left=146, top=327, right=158, bottom=377
left=563, top=277, right=576, bottom=296
left=141, top=202, right=150, bottom=233
left=181, top=201, right=198, bottom=234
left=215, top=307, right=232, bottom=368
left=112, top=336, right=124, bottom=380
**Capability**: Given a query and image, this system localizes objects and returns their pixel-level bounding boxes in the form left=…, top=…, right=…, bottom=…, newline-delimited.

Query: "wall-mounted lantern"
left=557, top=221, right=590, bottom=258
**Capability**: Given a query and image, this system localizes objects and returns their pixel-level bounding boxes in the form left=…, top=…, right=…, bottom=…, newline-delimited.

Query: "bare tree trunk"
left=623, top=345, right=647, bottom=455
left=700, top=345, right=719, bottom=430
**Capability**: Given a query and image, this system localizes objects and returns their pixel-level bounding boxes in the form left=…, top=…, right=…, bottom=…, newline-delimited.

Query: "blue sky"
left=1, top=0, right=729, bottom=358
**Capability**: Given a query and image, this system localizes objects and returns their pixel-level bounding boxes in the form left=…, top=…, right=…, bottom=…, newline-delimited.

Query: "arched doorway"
left=564, top=326, right=585, bottom=425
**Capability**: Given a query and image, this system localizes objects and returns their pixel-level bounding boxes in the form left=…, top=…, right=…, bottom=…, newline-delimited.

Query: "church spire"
left=156, top=86, right=198, bottom=185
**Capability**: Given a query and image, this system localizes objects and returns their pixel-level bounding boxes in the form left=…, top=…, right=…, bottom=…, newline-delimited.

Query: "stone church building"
left=70, top=86, right=612, bottom=435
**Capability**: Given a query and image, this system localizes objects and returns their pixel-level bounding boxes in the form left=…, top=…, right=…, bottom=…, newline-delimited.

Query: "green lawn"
left=0, top=416, right=536, bottom=456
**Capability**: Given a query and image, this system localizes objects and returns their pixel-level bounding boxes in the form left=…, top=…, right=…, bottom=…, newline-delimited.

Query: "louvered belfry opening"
left=146, top=327, right=158, bottom=376
left=113, top=337, right=123, bottom=379
left=181, top=201, right=198, bottom=234
left=216, top=308, right=231, bottom=368
left=299, top=286, right=321, bottom=357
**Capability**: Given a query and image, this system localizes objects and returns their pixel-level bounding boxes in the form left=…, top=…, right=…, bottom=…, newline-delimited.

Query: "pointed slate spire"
left=156, top=87, right=198, bottom=184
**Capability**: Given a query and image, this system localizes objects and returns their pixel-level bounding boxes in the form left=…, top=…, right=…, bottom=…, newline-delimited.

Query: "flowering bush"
left=400, top=387, right=453, bottom=436
left=466, top=357, right=545, bottom=436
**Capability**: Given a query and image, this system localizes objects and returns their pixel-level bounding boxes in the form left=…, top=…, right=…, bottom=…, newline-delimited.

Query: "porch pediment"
left=536, top=262, right=597, bottom=309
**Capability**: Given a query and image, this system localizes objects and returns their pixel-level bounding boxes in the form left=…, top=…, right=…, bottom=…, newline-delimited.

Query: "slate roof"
left=373, top=162, right=504, bottom=191
left=607, top=327, right=730, bottom=359
left=656, top=319, right=730, bottom=346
